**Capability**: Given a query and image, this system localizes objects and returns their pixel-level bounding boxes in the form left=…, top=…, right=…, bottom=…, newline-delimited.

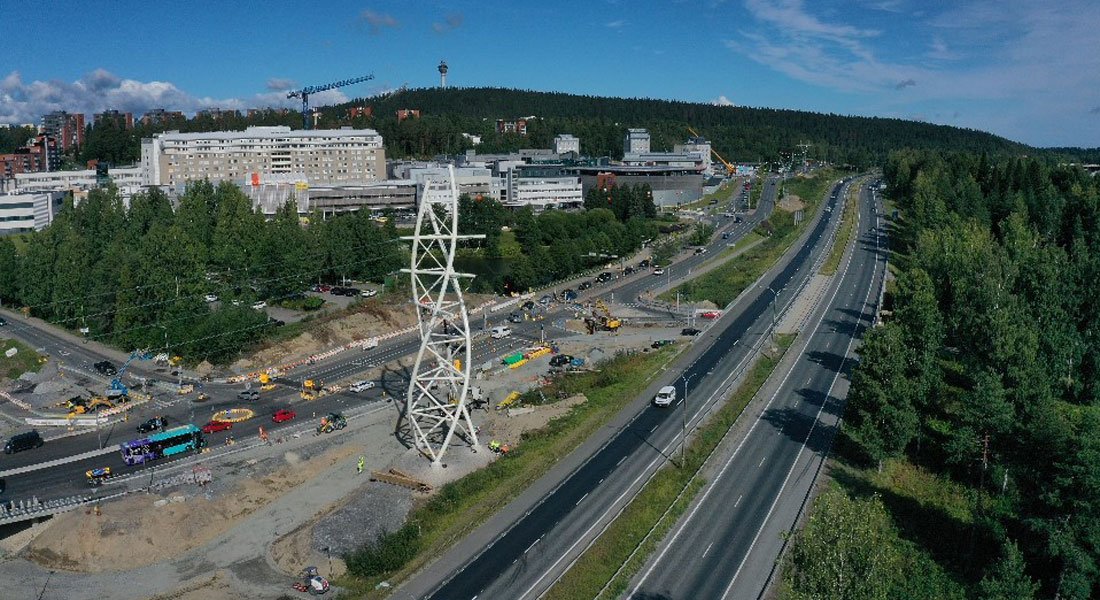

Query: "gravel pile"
left=311, top=481, right=412, bottom=557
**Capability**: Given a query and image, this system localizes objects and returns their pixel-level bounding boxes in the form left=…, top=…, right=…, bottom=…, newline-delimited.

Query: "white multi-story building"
left=0, top=191, right=64, bottom=233
left=624, top=128, right=651, bottom=155
left=15, top=166, right=143, bottom=195
left=504, top=165, right=583, bottom=209
left=554, top=134, right=580, bottom=155
left=141, top=126, right=386, bottom=191
left=674, top=137, right=713, bottom=175
left=622, top=151, right=707, bottom=171
left=407, top=166, right=496, bottom=201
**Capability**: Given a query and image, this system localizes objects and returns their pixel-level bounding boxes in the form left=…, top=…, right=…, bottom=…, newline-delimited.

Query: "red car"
left=201, top=420, right=233, bottom=434
left=700, top=311, right=722, bottom=319
left=272, top=409, right=296, bottom=423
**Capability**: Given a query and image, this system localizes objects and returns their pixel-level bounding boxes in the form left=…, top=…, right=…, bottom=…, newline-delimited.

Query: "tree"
left=846, top=324, right=918, bottom=469
left=978, top=541, right=1039, bottom=600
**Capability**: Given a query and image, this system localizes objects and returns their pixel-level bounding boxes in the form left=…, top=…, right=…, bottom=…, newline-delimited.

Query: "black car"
left=562, top=289, right=578, bottom=301
left=722, top=232, right=731, bottom=240
left=4, top=430, right=43, bottom=454
left=681, top=327, right=702, bottom=336
left=651, top=339, right=674, bottom=349
left=624, top=266, right=636, bottom=275
left=596, top=272, right=613, bottom=283
left=521, top=300, right=536, bottom=311
left=734, top=216, right=743, bottom=223
left=578, top=281, right=593, bottom=291
left=94, top=361, right=118, bottom=376
left=136, top=417, right=168, bottom=434
left=549, top=354, right=574, bottom=367
left=0, top=316, right=6, bottom=326
left=639, top=259, right=651, bottom=268
left=508, top=312, right=523, bottom=323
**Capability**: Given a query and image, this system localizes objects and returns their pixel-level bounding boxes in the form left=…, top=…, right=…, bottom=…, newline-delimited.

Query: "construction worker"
left=357, top=455, right=366, bottom=474
left=259, top=426, right=268, bottom=443
left=489, top=440, right=501, bottom=453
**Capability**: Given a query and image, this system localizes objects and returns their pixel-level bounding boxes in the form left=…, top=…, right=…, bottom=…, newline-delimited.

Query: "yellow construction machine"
left=259, top=372, right=276, bottom=392
left=300, top=379, right=324, bottom=401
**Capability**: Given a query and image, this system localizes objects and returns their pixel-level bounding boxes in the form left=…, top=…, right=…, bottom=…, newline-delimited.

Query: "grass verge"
left=0, top=338, right=46, bottom=380
left=818, top=179, right=859, bottom=276
left=778, top=454, right=981, bottom=599
left=661, top=170, right=839, bottom=306
left=544, top=333, right=795, bottom=600
left=339, top=345, right=683, bottom=598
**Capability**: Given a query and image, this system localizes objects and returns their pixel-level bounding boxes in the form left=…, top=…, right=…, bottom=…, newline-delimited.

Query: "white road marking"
left=734, top=494, right=743, bottom=508
left=703, top=542, right=714, bottom=558
left=758, top=457, right=766, bottom=467
left=576, top=492, right=589, bottom=506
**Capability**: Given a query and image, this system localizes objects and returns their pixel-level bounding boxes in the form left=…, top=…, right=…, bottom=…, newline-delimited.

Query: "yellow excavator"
left=595, top=299, right=621, bottom=331
left=66, top=396, right=114, bottom=416
left=259, top=372, right=276, bottom=392
left=300, top=379, right=324, bottom=401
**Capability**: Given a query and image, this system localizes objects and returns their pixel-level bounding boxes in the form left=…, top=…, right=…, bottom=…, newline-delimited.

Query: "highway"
left=403, top=176, right=852, bottom=600
left=0, top=177, right=775, bottom=508
left=628, top=180, right=885, bottom=599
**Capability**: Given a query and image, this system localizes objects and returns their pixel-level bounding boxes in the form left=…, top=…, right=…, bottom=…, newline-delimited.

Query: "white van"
left=653, top=385, right=677, bottom=407
left=349, top=380, right=375, bottom=393
left=490, top=326, right=512, bottom=339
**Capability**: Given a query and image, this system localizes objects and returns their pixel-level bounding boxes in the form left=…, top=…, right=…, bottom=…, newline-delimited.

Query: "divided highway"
left=403, top=177, right=853, bottom=600
left=628, top=180, right=885, bottom=599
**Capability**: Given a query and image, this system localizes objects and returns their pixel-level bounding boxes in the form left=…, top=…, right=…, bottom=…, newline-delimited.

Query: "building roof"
left=152, top=126, right=380, bottom=142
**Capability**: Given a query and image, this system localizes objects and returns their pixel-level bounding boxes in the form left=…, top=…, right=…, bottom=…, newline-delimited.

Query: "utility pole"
left=681, top=373, right=697, bottom=467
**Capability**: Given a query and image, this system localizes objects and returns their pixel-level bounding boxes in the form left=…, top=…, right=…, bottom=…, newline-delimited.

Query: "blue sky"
left=2, top=0, right=1098, bottom=147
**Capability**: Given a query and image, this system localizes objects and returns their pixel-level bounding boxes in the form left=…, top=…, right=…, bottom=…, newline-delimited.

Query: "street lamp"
left=764, top=285, right=779, bottom=344
left=681, top=372, right=698, bottom=467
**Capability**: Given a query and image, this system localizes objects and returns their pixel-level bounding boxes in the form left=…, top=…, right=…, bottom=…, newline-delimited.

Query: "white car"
left=251, top=301, right=267, bottom=310
left=349, top=380, right=376, bottom=393
left=360, top=289, right=378, bottom=298
left=204, top=293, right=218, bottom=303
left=653, top=268, right=665, bottom=276
left=653, top=385, right=677, bottom=407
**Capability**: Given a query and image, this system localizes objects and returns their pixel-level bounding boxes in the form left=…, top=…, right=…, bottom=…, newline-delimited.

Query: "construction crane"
left=687, top=127, right=737, bottom=177
left=287, top=74, right=374, bottom=130
left=107, top=349, right=153, bottom=400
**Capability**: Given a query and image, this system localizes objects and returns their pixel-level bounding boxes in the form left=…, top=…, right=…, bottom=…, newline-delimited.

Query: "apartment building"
left=140, top=126, right=386, bottom=190
left=41, top=111, right=85, bottom=152
left=0, top=191, right=64, bottom=233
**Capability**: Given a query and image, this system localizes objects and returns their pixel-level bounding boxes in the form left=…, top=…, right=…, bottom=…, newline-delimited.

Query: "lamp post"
left=765, top=285, right=779, bottom=344
left=681, top=372, right=697, bottom=467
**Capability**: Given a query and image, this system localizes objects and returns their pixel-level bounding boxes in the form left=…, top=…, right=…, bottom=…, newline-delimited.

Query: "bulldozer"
left=258, top=372, right=276, bottom=392
left=588, top=300, right=621, bottom=333
left=67, top=396, right=114, bottom=416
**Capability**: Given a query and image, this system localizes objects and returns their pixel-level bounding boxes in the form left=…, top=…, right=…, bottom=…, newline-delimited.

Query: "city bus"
left=119, top=424, right=205, bottom=466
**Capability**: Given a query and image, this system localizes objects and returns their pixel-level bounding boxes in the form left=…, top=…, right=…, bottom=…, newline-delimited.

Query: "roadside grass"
left=661, top=171, right=839, bottom=307
left=497, top=229, right=523, bottom=258
left=719, top=230, right=765, bottom=257
left=779, top=448, right=989, bottom=599
left=819, top=180, right=860, bottom=276
left=339, top=345, right=684, bottom=598
left=544, top=334, right=795, bottom=600
left=681, top=178, right=736, bottom=210
left=0, top=338, right=46, bottom=380
left=749, top=176, right=764, bottom=209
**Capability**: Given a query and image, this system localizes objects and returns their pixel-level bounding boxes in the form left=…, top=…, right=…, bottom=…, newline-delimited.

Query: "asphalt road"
left=408, top=177, right=850, bottom=600
left=0, top=176, right=777, bottom=507
left=628, top=180, right=886, bottom=599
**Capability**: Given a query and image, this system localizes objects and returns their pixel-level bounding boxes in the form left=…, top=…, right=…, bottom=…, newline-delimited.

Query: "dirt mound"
left=779, top=194, right=805, bottom=213
left=24, top=445, right=359, bottom=573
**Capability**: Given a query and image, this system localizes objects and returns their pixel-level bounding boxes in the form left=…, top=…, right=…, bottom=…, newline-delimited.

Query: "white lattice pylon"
left=401, top=166, right=484, bottom=465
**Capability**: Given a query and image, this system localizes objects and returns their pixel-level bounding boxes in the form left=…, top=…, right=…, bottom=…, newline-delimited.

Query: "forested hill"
left=334, top=86, right=1030, bottom=167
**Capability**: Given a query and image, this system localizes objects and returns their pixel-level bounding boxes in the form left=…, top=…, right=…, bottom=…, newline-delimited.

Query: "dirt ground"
left=24, top=444, right=359, bottom=573
left=779, top=194, right=805, bottom=213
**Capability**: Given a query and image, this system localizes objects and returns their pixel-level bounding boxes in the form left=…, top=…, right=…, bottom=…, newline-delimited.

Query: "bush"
left=279, top=296, right=324, bottom=311
left=345, top=523, right=422, bottom=577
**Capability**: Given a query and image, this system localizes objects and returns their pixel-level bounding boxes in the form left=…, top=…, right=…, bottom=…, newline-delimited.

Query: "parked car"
left=562, top=289, right=578, bottom=301
left=549, top=354, right=574, bottom=367
left=0, top=317, right=6, bottom=326
left=651, top=339, right=674, bottom=349
left=624, top=266, right=636, bottom=275
left=700, top=311, right=722, bottom=319
left=653, top=386, right=677, bottom=407
left=360, top=289, right=378, bottom=298
left=311, top=284, right=332, bottom=293
left=94, top=361, right=117, bottom=376
left=251, top=301, right=267, bottom=310
left=267, top=318, right=286, bottom=327
left=136, top=417, right=168, bottom=433
left=272, top=409, right=296, bottom=423
left=681, top=327, right=702, bottom=336
left=653, top=268, right=665, bottom=276
left=538, top=294, right=552, bottom=306
left=639, top=259, right=651, bottom=268
left=349, top=380, right=375, bottom=393
left=237, top=389, right=260, bottom=401
left=204, top=293, right=218, bottom=303
left=596, top=272, right=613, bottom=283
left=578, top=281, right=593, bottom=291
left=694, top=247, right=707, bottom=255
left=4, top=430, right=43, bottom=454
left=508, top=312, right=523, bottom=323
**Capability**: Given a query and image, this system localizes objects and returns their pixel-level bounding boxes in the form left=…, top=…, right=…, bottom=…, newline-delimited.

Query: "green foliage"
left=0, top=338, right=45, bottom=380
left=839, top=149, right=1100, bottom=598
left=6, top=182, right=404, bottom=364
left=688, top=223, right=716, bottom=246
left=345, top=524, right=422, bottom=577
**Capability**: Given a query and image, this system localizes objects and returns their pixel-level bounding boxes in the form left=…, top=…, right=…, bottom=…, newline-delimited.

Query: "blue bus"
left=120, top=424, right=205, bottom=465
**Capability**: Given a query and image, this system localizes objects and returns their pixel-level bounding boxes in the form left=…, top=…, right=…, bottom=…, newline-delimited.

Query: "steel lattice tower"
left=402, top=166, right=482, bottom=465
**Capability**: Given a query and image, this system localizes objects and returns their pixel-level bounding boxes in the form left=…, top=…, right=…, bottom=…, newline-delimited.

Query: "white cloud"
left=712, top=95, right=735, bottom=106
left=0, top=69, right=351, bottom=124
left=606, top=20, right=625, bottom=28
left=432, top=13, right=464, bottom=34
left=357, top=10, right=398, bottom=35
left=266, top=78, right=297, bottom=92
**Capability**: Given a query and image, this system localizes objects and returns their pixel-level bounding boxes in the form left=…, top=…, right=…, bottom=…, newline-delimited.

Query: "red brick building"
left=396, top=109, right=421, bottom=122
left=94, top=109, right=134, bottom=129
left=41, top=111, right=85, bottom=153
left=496, top=119, right=528, bottom=135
